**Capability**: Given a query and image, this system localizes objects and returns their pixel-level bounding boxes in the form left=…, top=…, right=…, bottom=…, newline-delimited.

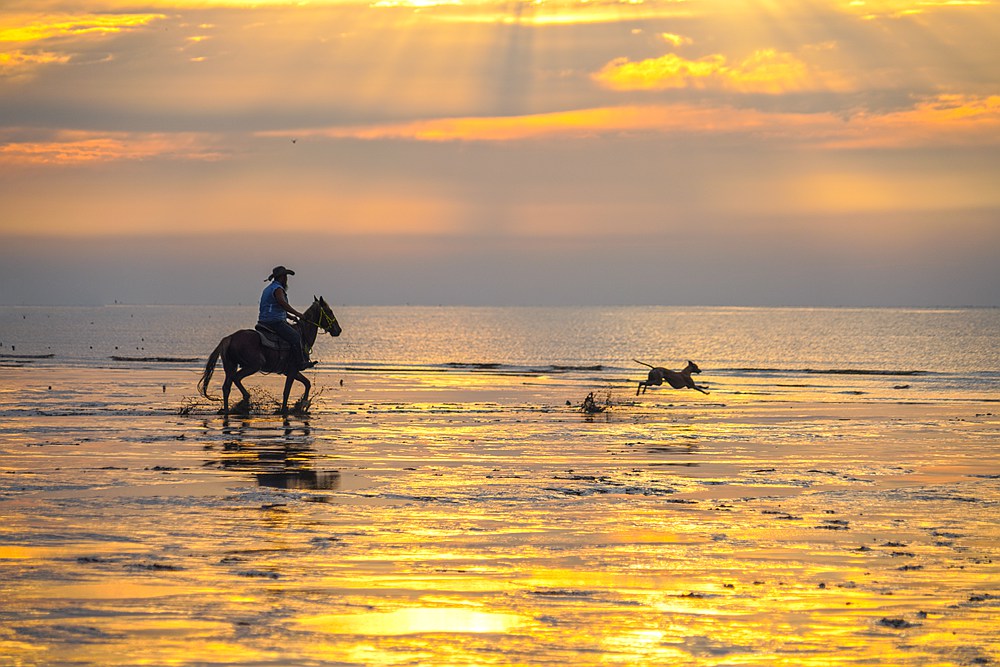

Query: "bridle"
left=301, top=302, right=339, bottom=335
left=314, top=306, right=339, bottom=335
left=298, top=302, right=339, bottom=357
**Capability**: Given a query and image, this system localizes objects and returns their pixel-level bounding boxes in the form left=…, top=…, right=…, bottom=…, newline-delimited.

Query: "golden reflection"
left=212, top=415, right=337, bottom=490
left=600, top=629, right=687, bottom=661
left=0, top=542, right=144, bottom=559
left=297, top=607, right=526, bottom=635
left=42, top=581, right=213, bottom=600
left=0, top=545, right=46, bottom=559
left=1, top=364, right=999, bottom=666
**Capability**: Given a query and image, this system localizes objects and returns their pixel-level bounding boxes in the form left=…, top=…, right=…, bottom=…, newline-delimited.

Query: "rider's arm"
left=273, top=287, right=302, bottom=320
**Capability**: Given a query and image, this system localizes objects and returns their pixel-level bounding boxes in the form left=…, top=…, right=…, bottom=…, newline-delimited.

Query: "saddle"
left=255, top=323, right=291, bottom=351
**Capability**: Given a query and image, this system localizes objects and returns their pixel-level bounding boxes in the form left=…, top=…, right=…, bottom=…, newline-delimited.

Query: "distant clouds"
left=0, top=49, right=69, bottom=80
left=0, top=129, right=226, bottom=165
left=2, top=0, right=998, bottom=155
left=1, top=0, right=998, bottom=305
left=820, top=95, right=1000, bottom=149
left=257, top=95, right=1000, bottom=149
left=844, top=0, right=991, bottom=20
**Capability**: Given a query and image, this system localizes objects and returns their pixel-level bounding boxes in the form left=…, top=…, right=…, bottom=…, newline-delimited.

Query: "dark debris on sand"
left=581, top=391, right=609, bottom=414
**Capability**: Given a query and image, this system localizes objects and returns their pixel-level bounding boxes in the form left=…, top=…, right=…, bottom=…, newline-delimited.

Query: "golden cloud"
left=261, top=105, right=826, bottom=143
left=593, top=48, right=849, bottom=94
left=0, top=13, right=165, bottom=43
left=659, top=32, right=693, bottom=48
left=0, top=49, right=69, bottom=79
left=263, top=95, right=1000, bottom=148
left=0, top=12, right=165, bottom=80
left=818, top=94, right=1000, bottom=149
left=845, top=0, right=989, bottom=20
left=422, top=0, right=694, bottom=26
left=0, top=130, right=226, bottom=165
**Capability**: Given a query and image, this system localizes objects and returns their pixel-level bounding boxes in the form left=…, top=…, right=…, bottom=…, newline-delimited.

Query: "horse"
left=634, top=359, right=709, bottom=395
left=198, top=296, right=342, bottom=414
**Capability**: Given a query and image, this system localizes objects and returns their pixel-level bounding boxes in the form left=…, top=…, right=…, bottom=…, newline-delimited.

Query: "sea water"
left=2, top=305, right=998, bottom=397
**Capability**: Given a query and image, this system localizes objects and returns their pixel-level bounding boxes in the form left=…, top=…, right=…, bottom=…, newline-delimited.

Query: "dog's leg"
left=684, top=377, right=709, bottom=394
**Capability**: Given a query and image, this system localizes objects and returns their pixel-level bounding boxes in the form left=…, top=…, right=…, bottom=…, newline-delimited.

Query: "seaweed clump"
left=581, top=390, right=610, bottom=414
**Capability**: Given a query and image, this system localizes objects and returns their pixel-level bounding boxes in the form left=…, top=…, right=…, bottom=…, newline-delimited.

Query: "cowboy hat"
left=266, top=266, right=295, bottom=281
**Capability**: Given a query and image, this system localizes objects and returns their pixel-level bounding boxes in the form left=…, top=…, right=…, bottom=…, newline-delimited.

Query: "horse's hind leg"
left=220, top=352, right=253, bottom=413
left=230, top=367, right=256, bottom=413
left=221, top=371, right=234, bottom=414
left=219, top=356, right=240, bottom=414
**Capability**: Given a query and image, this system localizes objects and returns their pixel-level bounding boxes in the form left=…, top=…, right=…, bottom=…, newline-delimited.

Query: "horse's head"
left=314, top=296, right=342, bottom=337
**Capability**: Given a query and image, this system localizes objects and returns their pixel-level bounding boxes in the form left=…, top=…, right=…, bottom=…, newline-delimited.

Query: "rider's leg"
left=271, top=321, right=308, bottom=370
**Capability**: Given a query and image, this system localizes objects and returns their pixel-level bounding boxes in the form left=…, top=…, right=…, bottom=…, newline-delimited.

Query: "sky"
left=1, top=0, right=998, bottom=306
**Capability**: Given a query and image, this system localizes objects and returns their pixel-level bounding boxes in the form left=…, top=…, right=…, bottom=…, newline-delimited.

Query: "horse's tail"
left=198, top=338, right=227, bottom=401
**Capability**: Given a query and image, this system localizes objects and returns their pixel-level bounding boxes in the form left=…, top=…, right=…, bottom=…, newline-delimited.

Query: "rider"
left=258, top=266, right=316, bottom=371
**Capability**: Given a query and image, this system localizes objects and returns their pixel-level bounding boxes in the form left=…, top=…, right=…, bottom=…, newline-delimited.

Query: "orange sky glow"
left=1, top=0, right=998, bottom=305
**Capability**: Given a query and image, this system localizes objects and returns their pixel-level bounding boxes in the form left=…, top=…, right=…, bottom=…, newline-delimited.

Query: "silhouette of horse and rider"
left=199, top=266, right=341, bottom=414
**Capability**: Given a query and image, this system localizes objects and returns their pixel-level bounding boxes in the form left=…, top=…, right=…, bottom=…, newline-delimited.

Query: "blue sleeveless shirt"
left=258, top=280, right=287, bottom=323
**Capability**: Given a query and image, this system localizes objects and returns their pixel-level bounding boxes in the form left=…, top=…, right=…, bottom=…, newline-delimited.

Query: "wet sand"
left=1, top=366, right=998, bottom=666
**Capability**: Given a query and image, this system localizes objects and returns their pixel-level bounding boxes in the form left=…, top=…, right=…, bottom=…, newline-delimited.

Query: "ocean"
left=2, top=305, right=998, bottom=402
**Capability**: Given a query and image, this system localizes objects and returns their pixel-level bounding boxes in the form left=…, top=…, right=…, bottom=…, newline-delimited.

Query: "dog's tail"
left=633, top=359, right=655, bottom=369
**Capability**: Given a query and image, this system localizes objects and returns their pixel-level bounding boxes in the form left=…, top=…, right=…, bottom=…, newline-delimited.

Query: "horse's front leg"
left=281, top=371, right=311, bottom=414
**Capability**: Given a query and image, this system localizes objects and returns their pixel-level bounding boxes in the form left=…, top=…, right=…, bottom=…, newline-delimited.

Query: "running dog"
left=634, top=359, right=709, bottom=395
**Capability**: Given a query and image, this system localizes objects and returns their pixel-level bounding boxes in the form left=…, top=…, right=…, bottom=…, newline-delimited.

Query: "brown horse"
left=198, top=296, right=342, bottom=414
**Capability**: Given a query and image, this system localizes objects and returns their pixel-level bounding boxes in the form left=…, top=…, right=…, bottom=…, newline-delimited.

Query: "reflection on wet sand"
left=207, top=416, right=343, bottom=490
left=297, top=607, right=527, bottom=635
left=258, top=470, right=341, bottom=490
left=0, top=367, right=998, bottom=666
